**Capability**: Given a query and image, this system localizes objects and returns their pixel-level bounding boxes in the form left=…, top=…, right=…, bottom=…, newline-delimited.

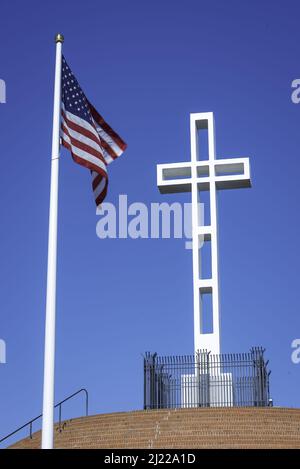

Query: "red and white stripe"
left=61, top=103, right=127, bottom=207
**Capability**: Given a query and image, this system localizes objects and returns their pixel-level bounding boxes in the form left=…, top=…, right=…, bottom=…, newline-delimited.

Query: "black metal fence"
left=144, top=348, right=271, bottom=409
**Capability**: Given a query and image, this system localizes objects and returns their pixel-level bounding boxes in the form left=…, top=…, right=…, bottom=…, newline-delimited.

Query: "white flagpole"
left=41, top=33, right=64, bottom=450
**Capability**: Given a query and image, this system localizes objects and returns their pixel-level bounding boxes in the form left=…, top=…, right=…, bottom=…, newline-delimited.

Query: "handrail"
left=0, top=388, right=88, bottom=445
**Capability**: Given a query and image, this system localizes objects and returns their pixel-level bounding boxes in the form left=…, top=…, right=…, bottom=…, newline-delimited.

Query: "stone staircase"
left=8, top=407, right=300, bottom=449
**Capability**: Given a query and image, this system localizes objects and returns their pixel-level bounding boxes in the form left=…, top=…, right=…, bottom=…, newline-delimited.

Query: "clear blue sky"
left=1, top=0, right=300, bottom=442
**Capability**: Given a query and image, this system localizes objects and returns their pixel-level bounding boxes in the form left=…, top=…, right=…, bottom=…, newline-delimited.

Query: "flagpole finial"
left=55, top=33, right=64, bottom=43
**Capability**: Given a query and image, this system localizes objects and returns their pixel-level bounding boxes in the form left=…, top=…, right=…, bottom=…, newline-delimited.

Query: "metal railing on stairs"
left=0, top=388, right=88, bottom=446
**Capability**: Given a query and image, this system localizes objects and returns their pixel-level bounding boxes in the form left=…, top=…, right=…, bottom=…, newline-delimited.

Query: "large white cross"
left=157, top=112, right=251, bottom=355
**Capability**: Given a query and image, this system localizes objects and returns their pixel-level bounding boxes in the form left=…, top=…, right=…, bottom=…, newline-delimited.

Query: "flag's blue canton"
left=61, top=56, right=93, bottom=126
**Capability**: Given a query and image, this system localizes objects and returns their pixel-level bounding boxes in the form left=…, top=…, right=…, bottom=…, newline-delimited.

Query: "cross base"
left=181, top=372, right=234, bottom=408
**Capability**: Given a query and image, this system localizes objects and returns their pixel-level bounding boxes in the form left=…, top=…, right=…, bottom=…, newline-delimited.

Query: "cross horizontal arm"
left=214, top=158, right=251, bottom=189
left=157, top=162, right=193, bottom=194
left=157, top=158, right=251, bottom=194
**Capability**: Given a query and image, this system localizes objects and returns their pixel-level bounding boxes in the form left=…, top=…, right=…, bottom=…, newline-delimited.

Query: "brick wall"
left=8, top=407, right=300, bottom=449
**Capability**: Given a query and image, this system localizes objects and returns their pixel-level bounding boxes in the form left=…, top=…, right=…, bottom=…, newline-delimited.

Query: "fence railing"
left=0, top=388, right=88, bottom=446
left=144, top=348, right=271, bottom=410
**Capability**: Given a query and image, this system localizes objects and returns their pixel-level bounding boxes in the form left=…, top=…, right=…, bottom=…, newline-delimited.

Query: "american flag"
left=60, top=55, right=127, bottom=207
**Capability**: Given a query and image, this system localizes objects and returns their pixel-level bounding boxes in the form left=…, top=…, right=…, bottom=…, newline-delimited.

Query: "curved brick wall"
left=8, top=407, right=300, bottom=449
